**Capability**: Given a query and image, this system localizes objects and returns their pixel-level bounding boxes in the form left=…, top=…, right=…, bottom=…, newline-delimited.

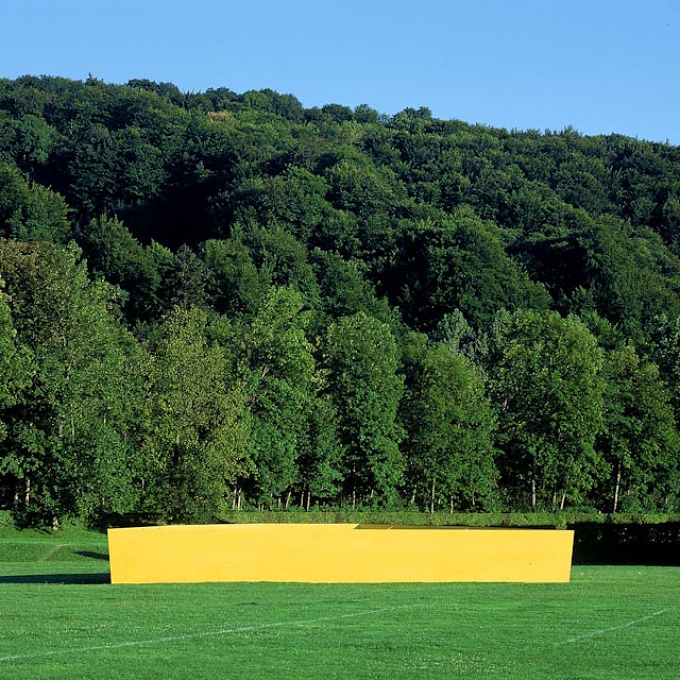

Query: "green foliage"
left=403, top=342, right=498, bottom=511
left=7, top=113, right=59, bottom=171
left=581, top=215, right=680, bottom=340
left=0, top=508, right=14, bottom=528
left=203, top=237, right=268, bottom=316
left=218, top=510, right=680, bottom=528
left=598, top=343, right=680, bottom=512
left=140, top=306, right=252, bottom=521
left=1, top=76, right=680, bottom=519
left=491, top=310, right=605, bottom=510
left=241, top=287, right=317, bottom=507
left=78, top=216, right=161, bottom=321
left=0, top=240, right=142, bottom=524
left=323, top=312, right=405, bottom=508
left=0, top=164, right=71, bottom=242
left=0, top=279, right=32, bottom=443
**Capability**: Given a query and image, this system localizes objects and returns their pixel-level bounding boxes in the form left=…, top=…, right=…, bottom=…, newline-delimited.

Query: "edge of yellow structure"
left=107, top=524, right=574, bottom=584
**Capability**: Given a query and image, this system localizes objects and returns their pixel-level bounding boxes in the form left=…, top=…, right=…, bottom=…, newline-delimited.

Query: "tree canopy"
left=0, top=75, right=679, bottom=523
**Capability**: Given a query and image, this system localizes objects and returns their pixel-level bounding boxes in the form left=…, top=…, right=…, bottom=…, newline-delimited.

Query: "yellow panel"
left=108, top=524, right=573, bottom=584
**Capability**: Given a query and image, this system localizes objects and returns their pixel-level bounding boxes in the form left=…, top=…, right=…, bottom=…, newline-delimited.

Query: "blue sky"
left=4, top=0, right=680, bottom=143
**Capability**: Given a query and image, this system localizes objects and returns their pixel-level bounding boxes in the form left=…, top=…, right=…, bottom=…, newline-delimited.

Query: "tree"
left=310, top=249, right=393, bottom=323
left=0, top=240, right=143, bottom=524
left=235, top=223, right=321, bottom=308
left=0, top=277, right=34, bottom=511
left=430, top=309, right=477, bottom=357
left=386, top=209, right=550, bottom=332
left=156, top=244, right=207, bottom=312
left=230, top=167, right=330, bottom=244
left=9, top=114, right=58, bottom=173
left=57, top=121, right=120, bottom=219
left=323, top=312, right=405, bottom=508
left=295, top=388, right=343, bottom=510
left=78, top=215, right=162, bottom=323
left=598, top=343, right=679, bottom=512
left=241, top=287, right=318, bottom=508
left=202, top=238, right=269, bottom=317
left=114, top=125, right=166, bottom=204
left=0, top=163, right=71, bottom=242
left=141, top=306, right=252, bottom=521
left=403, top=342, right=497, bottom=512
left=491, top=310, right=605, bottom=510
left=0, top=277, right=32, bottom=443
left=581, top=215, right=680, bottom=342
left=650, top=314, right=680, bottom=423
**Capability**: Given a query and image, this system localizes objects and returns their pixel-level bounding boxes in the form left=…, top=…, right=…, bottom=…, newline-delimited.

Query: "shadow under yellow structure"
left=108, top=524, right=574, bottom=584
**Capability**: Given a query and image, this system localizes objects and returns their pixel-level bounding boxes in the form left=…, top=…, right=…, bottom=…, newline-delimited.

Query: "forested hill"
left=1, top=75, right=680, bottom=525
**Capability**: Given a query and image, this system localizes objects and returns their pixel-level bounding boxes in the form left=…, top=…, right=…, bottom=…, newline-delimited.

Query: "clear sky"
left=4, top=0, right=680, bottom=144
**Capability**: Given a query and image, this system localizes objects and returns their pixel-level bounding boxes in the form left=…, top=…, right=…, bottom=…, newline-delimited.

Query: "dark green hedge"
left=219, top=511, right=680, bottom=528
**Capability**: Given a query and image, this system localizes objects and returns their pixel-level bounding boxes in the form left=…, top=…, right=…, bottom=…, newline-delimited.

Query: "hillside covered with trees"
left=1, top=75, right=680, bottom=526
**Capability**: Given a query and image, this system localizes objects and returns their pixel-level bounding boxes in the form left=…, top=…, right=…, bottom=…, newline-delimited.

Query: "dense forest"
left=1, top=74, right=680, bottom=526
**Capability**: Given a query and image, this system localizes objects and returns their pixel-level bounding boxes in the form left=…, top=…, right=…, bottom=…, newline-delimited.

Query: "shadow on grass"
left=0, top=572, right=110, bottom=584
left=75, top=550, right=109, bottom=561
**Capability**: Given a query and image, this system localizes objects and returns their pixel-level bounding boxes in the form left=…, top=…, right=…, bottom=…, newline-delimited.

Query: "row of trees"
left=0, top=241, right=678, bottom=524
left=0, top=76, right=679, bottom=524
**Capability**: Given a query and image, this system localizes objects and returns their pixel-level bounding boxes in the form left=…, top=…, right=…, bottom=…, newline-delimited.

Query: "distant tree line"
left=0, top=75, right=679, bottom=525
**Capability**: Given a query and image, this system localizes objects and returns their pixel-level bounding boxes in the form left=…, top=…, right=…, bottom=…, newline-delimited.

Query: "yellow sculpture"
left=108, top=524, right=574, bottom=584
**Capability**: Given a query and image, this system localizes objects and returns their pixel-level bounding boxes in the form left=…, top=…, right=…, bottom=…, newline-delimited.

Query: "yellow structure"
left=108, top=524, right=574, bottom=584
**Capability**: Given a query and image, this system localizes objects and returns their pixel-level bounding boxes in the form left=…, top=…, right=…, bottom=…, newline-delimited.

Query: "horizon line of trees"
left=0, top=75, right=679, bottom=525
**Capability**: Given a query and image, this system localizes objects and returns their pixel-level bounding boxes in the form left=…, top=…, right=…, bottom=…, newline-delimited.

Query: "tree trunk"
left=430, top=478, right=436, bottom=514
left=531, top=479, right=536, bottom=512
left=613, top=461, right=622, bottom=513
left=24, top=478, right=31, bottom=506
left=559, top=491, right=567, bottom=511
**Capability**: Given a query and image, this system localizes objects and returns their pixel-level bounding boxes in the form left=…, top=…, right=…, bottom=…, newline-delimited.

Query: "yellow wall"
left=108, top=524, right=574, bottom=584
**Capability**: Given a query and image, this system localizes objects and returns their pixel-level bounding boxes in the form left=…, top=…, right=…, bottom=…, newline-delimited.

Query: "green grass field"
left=0, top=530, right=678, bottom=679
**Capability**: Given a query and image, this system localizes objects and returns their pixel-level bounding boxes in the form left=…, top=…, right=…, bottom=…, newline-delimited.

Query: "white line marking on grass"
left=556, top=609, right=668, bottom=645
left=0, top=605, right=411, bottom=664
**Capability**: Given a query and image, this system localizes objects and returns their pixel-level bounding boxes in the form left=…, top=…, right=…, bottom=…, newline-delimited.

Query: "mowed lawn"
left=0, top=531, right=678, bottom=679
